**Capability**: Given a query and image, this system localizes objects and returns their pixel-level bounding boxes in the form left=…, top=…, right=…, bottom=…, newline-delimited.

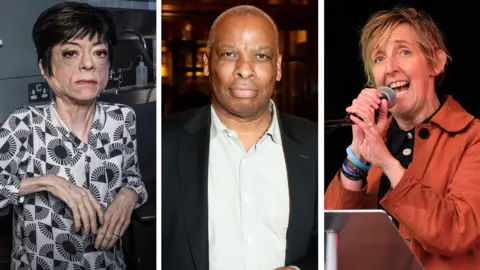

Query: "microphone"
left=325, top=87, right=396, bottom=128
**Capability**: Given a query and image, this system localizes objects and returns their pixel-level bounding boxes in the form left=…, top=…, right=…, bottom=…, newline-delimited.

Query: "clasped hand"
left=45, top=176, right=137, bottom=249
left=345, top=88, right=392, bottom=169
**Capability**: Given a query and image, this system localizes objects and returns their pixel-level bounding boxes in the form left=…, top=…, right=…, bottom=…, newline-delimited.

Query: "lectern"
left=325, top=209, right=424, bottom=270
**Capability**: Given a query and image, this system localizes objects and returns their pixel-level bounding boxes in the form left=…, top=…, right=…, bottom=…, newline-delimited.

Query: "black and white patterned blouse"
left=0, top=101, right=148, bottom=270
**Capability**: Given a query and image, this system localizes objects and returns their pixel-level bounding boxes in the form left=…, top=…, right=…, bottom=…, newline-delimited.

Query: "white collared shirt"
left=208, top=100, right=290, bottom=270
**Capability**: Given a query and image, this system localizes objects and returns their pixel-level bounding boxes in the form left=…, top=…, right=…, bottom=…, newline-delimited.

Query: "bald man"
left=162, top=5, right=318, bottom=270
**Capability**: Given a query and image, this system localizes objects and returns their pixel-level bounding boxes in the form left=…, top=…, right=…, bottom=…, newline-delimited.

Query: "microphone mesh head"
left=379, top=86, right=396, bottom=108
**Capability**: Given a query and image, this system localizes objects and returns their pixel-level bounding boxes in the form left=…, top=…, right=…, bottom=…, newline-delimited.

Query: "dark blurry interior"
left=161, top=0, right=318, bottom=122
left=0, top=0, right=319, bottom=269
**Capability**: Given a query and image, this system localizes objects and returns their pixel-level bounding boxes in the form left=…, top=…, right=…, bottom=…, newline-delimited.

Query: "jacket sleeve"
left=0, top=109, right=32, bottom=208
left=324, top=169, right=368, bottom=209
left=381, top=133, right=480, bottom=258
left=122, top=109, right=148, bottom=209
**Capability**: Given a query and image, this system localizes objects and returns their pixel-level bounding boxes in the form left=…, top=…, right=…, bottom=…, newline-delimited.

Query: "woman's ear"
left=431, top=49, right=447, bottom=76
left=39, top=60, right=47, bottom=78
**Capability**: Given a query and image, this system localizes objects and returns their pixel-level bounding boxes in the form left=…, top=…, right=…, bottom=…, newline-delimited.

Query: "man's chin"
left=230, top=104, right=270, bottom=119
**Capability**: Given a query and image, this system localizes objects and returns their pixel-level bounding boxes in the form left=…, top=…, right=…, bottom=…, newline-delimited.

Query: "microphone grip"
left=346, top=112, right=380, bottom=122
left=346, top=95, right=386, bottom=123
left=344, top=112, right=363, bottom=122
left=327, top=93, right=390, bottom=129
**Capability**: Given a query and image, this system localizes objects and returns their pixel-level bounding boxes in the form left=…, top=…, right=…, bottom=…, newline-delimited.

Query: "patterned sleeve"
left=0, top=108, right=32, bottom=208
left=122, top=108, right=148, bottom=209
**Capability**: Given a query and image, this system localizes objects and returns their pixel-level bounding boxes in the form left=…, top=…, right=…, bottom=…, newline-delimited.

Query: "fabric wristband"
left=343, top=157, right=367, bottom=175
left=342, top=163, right=364, bottom=180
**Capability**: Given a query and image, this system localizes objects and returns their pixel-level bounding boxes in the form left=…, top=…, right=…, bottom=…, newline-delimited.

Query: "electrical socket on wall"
left=28, top=82, right=51, bottom=103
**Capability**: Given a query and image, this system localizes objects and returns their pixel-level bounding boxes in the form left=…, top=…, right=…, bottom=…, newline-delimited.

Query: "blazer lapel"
left=278, top=113, right=317, bottom=263
left=178, top=106, right=211, bottom=270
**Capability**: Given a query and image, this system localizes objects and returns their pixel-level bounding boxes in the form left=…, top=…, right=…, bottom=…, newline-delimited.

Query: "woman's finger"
left=83, top=188, right=104, bottom=225
left=100, top=212, right=120, bottom=249
left=76, top=195, right=91, bottom=234
left=81, top=195, right=98, bottom=234
left=106, top=220, right=124, bottom=249
left=66, top=197, right=83, bottom=232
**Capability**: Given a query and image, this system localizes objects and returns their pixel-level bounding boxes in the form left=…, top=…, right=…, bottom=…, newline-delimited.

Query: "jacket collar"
left=382, top=95, right=474, bottom=139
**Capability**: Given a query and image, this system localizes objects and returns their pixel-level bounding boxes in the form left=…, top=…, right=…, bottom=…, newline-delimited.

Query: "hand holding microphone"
left=347, top=87, right=396, bottom=169
left=346, top=87, right=394, bottom=123
left=324, top=87, right=396, bottom=128
left=345, top=86, right=396, bottom=126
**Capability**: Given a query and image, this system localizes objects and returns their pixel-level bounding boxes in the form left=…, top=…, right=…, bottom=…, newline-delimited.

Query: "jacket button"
left=419, top=128, right=430, bottom=139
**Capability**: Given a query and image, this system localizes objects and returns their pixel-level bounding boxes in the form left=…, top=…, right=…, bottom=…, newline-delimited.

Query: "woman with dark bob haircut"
left=0, top=2, right=147, bottom=269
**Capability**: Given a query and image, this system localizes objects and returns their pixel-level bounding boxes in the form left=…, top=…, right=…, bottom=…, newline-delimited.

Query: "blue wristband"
left=346, top=146, right=372, bottom=171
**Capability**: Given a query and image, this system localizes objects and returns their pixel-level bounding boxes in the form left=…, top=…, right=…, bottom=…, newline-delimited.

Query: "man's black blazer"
left=162, top=105, right=318, bottom=270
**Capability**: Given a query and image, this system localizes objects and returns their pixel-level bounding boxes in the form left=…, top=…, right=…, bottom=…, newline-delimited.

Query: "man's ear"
left=203, top=52, right=210, bottom=77
left=276, top=54, right=282, bottom=81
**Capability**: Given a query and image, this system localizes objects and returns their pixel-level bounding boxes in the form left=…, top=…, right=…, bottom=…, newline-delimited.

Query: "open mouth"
left=388, top=80, right=410, bottom=96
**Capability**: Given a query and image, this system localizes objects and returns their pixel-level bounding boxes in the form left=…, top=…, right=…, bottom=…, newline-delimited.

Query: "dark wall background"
left=324, top=0, right=475, bottom=190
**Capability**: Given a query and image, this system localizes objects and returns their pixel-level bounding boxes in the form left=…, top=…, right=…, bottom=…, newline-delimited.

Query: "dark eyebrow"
left=62, top=41, right=106, bottom=47
left=215, top=45, right=274, bottom=55
left=93, top=40, right=107, bottom=46
left=62, top=41, right=80, bottom=47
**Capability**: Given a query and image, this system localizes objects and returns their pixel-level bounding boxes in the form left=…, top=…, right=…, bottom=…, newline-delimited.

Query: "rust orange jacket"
left=325, top=96, right=480, bottom=269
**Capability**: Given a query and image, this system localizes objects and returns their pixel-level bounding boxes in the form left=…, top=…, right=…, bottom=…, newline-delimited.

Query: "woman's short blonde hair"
left=360, top=7, right=451, bottom=87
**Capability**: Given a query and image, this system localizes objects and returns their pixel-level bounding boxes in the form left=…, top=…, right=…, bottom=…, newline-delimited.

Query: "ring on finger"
left=367, top=123, right=374, bottom=127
